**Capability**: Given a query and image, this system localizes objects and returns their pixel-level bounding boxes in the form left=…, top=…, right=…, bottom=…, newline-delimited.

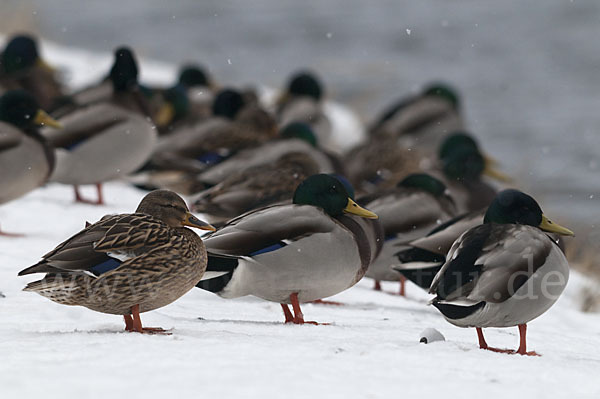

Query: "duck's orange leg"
left=398, top=275, right=406, bottom=297
left=289, top=293, right=329, bottom=325
left=476, top=327, right=528, bottom=355
left=374, top=280, right=382, bottom=291
left=74, top=184, right=105, bottom=205
left=123, top=314, right=134, bottom=331
left=516, top=324, right=541, bottom=356
left=129, top=304, right=171, bottom=335
left=281, top=304, right=294, bottom=323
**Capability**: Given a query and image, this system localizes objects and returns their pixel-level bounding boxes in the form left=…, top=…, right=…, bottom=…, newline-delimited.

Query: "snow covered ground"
left=1, top=183, right=600, bottom=399
left=1, top=36, right=600, bottom=398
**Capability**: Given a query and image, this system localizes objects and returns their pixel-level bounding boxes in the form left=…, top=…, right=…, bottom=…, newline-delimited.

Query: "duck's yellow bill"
left=483, top=162, right=512, bottom=183
left=539, top=214, right=574, bottom=236
left=344, top=198, right=378, bottom=219
left=155, top=102, right=175, bottom=128
left=184, top=212, right=216, bottom=231
left=34, top=109, right=62, bottom=129
left=36, top=58, right=56, bottom=73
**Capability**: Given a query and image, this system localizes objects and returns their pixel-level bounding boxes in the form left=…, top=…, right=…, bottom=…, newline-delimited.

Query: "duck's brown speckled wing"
left=18, top=213, right=171, bottom=276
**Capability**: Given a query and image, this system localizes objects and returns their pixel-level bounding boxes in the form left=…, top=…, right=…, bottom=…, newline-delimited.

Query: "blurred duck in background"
left=359, top=173, right=457, bottom=295
left=369, top=82, right=464, bottom=156
left=0, top=90, right=61, bottom=236
left=42, top=47, right=158, bottom=205
left=0, top=34, right=65, bottom=112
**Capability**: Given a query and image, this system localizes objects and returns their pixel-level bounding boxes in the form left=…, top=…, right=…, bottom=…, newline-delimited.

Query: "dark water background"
left=3, top=0, right=600, bottom=240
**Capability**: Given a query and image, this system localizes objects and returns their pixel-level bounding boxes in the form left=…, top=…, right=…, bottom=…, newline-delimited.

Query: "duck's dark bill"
left=539, top=214, right=574, bottom=236
left=184, top=212, right=216, bottom=231
left=344, top=198, right=378, bottom=219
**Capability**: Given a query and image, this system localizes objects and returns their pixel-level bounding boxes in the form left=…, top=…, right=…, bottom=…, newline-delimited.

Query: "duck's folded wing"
left=18, top=214, right=169, bottom=276
left=204, top=204, right=335, bottom=257
left=430, top=224, right=552, bottom=304
left=0, top=125, right=23, bottom=151
left=42, top=103, right=128, bottom=149
left=92, top=214, right=171, bottom=253
left=408, top=210, right=484, bottom=255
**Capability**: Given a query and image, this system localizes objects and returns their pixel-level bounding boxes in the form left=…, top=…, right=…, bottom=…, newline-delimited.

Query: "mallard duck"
left=429, top=189, right=574, bottom=355
left=194, top=122, right=340, bottom=189
left=277, top=71, right=333, bottom=150
left=138, top=120, right=328, bottom=195
left=0, top=34, right=64, bottom=111
left=18, top=190, right=215, bottom=333
left=0, top=90, right=61, bottom=235
left=151, top=88, right=276, bottom=168
left=393, top=210, right=484, bottom=291
left=360, top=174, right=457, bottom=295
left=369, top=82, right=464, bottom=154
left=42, top=100, right=157, bottom=205
left=434, top=132, right=510, bottom=213
left=344, top=135, right=424, bottom=193
left=54, top=47, right=157, bottom=119
left=173, top=64, right=215, bottom=122
left=196, top=174, right=380, bottom=324
left=190, top=151, right=320, bottom=221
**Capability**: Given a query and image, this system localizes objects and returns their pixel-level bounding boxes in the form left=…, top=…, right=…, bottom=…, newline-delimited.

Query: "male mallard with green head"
left=18, top=190, right=215, bottom=334
left=196, top=174, right=381, bottom=324
left=43, top=48, right=158, bottom=205
left=429, top=189, right=573, bottom=355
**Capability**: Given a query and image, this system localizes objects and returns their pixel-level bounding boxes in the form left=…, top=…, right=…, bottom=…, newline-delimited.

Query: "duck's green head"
left=398, top=173, right=447, bottom=197
left=109, top=47, right=139, bottom=91
left=438, top=132, right=478, bottom=160
left=439, top=132, right=511, bottom=183
left=279, top=122, right=318, bottom=147
left=442, top=145, right=485, bottom=181
left=293, top=174, right=377, bottom=219
left=423, top=82, right=460, bottom=109
left=155, top=86, right=190, bottom=127
left=212, top=88, right=245, bottom=120
left=484, top=189, right=574, bottom=236
left=1, top=34, right=51, bottom=75
left=287, top=71, right=323, bottom=101
left=178, top=65, right=211, bottom=89
left=0, top=90, right=61, bottom=129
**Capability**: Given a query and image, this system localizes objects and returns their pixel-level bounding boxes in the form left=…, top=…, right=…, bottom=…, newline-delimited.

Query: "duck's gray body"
left=430, top=224, right=569, bottom=328
left=0, top=122, right=53, bottom=204
left=43, top=103, right=157, bottom=185
left=364, top=189, right=456, bottom=282
left=197, top=138, right=336, bottom=186
left=199, top=204, right=381, bottom=304
left=279, top=98, right=332, bottom=151
left=374, top=96, right=463, bottom=154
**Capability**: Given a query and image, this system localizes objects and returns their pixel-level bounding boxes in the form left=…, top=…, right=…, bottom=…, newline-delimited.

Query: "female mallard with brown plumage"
left=18, top=190, right=215, bottom=334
